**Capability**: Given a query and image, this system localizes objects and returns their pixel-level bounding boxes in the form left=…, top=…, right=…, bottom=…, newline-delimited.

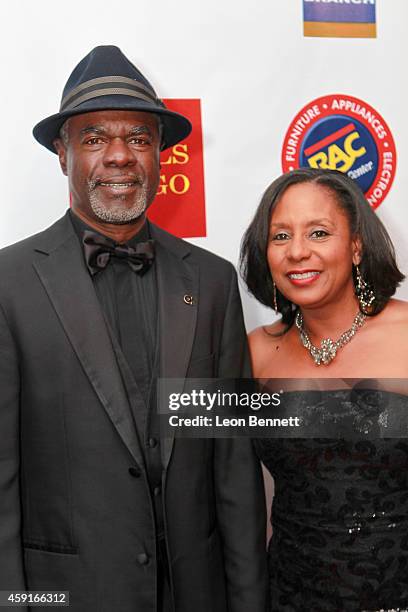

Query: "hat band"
left=60, top=75, right=159, bottom=112
left=61, top=87, right=160, bottom=112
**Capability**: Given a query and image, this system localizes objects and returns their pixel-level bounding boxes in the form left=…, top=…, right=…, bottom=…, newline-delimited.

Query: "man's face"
left=54, top=110, right=161, bottom=225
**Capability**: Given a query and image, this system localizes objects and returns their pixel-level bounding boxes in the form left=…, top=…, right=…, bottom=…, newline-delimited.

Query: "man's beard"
left=87, top=179, right=149, bottom=224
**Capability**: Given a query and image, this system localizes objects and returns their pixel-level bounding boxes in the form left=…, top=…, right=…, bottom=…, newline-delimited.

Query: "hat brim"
left=33, top=95, right=192, bottom=152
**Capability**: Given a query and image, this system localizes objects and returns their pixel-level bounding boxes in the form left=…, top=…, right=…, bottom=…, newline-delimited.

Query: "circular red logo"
left=282, top=94, right=397, bottom=209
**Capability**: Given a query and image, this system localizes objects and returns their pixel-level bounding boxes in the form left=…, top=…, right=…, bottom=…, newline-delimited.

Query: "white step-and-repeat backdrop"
left=1, top=0, right=406, bottom=332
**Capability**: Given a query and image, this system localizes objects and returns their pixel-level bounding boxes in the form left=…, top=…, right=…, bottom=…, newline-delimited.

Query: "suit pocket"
left=186, top=352, right=215, bottom=377
left=21, top=394, right=76, bottom=550
left=24, top=546, right=86, bottom=601
left=23, top=540, right=78, bottom=555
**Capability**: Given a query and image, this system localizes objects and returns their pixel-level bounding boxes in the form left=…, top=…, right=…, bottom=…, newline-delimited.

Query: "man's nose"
left=286, top=235, right=311, bottom=261
left=103, top=138, right=136, bottom=167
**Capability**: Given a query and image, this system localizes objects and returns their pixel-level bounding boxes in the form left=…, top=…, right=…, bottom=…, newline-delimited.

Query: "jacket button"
left=148, top=437, right=158, bottom=448
left=154, top=485, right=161, bottom=497
left=137, top=553, right=149, bottom=565
left=128, top=467, right=141, bottom=478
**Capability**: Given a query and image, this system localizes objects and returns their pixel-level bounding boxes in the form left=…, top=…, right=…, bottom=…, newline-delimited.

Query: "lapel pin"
left=183, top=294, right=195, bottom=306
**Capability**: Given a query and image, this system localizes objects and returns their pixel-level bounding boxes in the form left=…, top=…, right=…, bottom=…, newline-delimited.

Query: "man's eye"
left=311, top=230, right=329, bottom=239
left=85, top=137, right=104, bottom=145
left=271, top=232, right=290, bottom=241
left=128, top=137, right=151, bottom=145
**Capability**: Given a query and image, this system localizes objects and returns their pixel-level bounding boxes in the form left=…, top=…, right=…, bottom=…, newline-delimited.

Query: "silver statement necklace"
left=295, top=311, right=367, bottom=366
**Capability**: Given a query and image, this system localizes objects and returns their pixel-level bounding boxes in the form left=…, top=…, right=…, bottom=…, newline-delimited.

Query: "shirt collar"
left=69, top=210, right=151, bottom=247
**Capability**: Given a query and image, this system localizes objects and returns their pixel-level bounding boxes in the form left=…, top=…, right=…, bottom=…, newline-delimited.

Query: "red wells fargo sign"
left=147, top=99, right=206, bottom=238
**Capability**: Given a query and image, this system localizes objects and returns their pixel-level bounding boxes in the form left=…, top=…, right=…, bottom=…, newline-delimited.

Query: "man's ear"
left=352, top=235, right=362, bottom=266
left=53, top=139, right=68, bottom=176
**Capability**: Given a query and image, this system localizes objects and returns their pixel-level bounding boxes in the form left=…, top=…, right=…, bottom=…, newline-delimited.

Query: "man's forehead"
left=67, top=110, right=160, bottom=133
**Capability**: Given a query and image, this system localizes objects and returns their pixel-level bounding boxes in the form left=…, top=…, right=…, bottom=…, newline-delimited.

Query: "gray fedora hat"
left=33, top=45, right=192, bottom=152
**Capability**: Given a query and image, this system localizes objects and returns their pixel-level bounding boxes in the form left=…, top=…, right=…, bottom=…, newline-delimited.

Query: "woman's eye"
left=271, top=232, right=290, bottom=241
left=311, top=230, right=329, bottom=239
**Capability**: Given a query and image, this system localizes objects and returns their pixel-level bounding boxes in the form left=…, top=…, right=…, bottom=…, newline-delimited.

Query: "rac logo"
left=282, top=94, right=396, bottom=209
left=306, top=123, right=366, bottom=173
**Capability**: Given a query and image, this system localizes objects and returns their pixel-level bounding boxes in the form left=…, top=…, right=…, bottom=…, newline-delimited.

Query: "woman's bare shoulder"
left=248, top=319, right=287, bottom=346
left=376, top=298, right=408, bottom=327
left=387, top=298, right=408, bottom=317
left=248, top=320, right=295, bottom=376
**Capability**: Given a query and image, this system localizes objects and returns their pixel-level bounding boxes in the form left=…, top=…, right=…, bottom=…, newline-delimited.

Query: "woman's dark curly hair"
left=240, top=168, right=404, bottom=331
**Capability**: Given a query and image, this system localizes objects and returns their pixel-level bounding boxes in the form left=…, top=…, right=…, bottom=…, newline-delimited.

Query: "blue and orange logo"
left=303, top=0, right=376, bottom=38
left=282, top=94, right=396, bottom=209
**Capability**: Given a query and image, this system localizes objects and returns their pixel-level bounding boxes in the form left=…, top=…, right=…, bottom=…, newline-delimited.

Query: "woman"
left=241, top=168, right=408, bottom=610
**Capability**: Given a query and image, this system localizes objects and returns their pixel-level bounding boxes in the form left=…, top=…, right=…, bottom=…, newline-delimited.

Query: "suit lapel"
left=32, top=213, right=144, bottom=467
left=150, top=224, right=199, bottom=470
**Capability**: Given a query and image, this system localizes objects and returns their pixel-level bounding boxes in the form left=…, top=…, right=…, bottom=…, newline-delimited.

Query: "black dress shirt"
left=69, top=211, right=166, bottom=543
left=69, top=210, right=157, bottom=405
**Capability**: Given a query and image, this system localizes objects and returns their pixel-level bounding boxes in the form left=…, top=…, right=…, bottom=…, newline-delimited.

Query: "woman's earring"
left=273, top=281, right=278, bottom=314
left=354, top=265, right=375, bottom=314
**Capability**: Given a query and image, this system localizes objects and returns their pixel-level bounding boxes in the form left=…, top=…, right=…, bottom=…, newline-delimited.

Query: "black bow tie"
left=83, top=230, right=155, bottom=276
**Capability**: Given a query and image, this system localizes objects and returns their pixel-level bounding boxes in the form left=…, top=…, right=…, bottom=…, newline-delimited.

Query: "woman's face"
left=267, top=182, right=361, bottom=311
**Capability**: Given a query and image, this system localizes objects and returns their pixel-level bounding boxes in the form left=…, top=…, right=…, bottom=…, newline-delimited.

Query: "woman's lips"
left=286, top=271, right=321, bottom=286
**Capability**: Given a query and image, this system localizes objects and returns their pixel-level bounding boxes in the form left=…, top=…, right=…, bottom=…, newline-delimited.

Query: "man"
left=0, top=46, right=267, bottom=611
